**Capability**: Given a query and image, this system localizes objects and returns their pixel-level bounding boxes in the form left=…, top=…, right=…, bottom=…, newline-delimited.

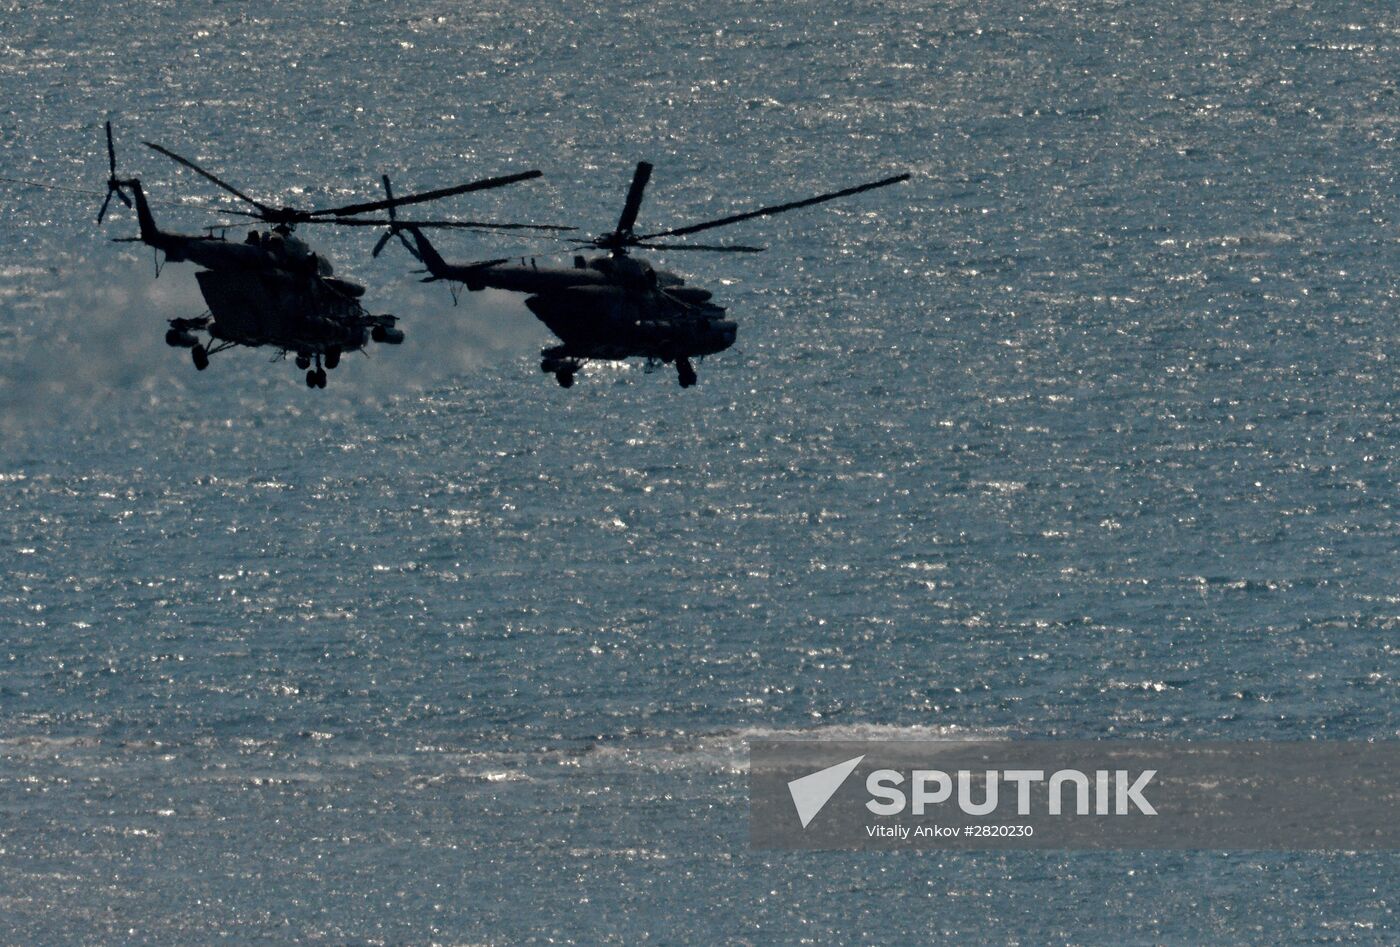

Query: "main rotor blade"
left=614, top=161, right=653, bottom=236
left=96, top=189, right=114, bottom=225
left=321, top=220, right=510, bottom=238
left=307, top=170, right=543, bottom=218
left=639, top=172, right=911, bottom=241
left=143, top=141, right=275, bottom=214
left=316, top=217, right=574, bottom=232
left=419, top=220, right=574, bottom=231
left=632, top=242, right=765, bottom=252
left=211, top=207, right=265, bottom=219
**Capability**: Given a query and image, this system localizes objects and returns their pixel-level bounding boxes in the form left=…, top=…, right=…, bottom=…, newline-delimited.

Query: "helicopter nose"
left=525, top=295, right=565, bottom=321
left=715, top=320, right=737, bottom=347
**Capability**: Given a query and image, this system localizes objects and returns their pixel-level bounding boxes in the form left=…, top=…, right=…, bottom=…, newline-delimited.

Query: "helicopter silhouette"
left=98, top=121, right=559, bottom=388
left=395, top=161, right=909, bottom=388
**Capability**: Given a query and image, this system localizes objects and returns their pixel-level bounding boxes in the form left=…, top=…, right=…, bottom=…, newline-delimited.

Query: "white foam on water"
left=577, top=722, right=1008, bottom=775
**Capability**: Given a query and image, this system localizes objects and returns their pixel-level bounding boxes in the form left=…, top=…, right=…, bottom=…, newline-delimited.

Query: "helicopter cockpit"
left=590, top=254, right=657, bottom=289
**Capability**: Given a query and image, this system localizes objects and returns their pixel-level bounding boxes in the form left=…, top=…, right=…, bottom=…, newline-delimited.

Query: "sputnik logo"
left=787, top=755, right=865, bottom=828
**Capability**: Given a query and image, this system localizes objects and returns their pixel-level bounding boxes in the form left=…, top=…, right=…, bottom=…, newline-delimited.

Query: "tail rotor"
left=371, top=175, right=422, bottom=261
left=96, top=119, right=133, bottom=225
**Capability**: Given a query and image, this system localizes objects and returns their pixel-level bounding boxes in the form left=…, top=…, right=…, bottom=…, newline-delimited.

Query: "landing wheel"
left=295, top=353, right=311, bottom=370
left=325, top=348, right=341, bottom=370
left=192, top=344, right=209, bottom=372
left=306, top=369, right=317, bottom=388
left=556, top=371, right=575, bottom=389
left=676, top=357, right=697, bottom=388
left=306, top=367, right=327, bottom=389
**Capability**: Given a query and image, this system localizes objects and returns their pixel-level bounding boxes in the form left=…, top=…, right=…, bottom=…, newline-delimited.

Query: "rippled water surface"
left=2, top=1, right=1397, bottom=942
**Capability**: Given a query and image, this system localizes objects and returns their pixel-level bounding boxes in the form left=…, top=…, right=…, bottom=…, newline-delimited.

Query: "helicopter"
left=97, top=122, right=562, bottom=388
left=394, top=161, right=909, bottom=388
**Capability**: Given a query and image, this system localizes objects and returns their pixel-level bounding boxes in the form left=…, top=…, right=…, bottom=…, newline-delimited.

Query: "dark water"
left=1, top=1, right=1397, bottom=942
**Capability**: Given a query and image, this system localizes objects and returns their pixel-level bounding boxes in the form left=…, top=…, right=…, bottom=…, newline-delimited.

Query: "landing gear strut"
left=541, top=352, right=581, bottom=388
left=167, top=317, right=206, bottom=350
left=676, top=357, right=697, bottom=388
left=305, top=355, right=327, bottom=389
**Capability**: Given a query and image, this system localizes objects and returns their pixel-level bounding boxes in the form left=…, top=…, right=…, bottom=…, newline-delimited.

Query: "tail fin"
left=405, top=226, right=450, bottom=280
left=125, top=180, right=163, bottom=245
left=405, top=226, right=508, bottom=292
